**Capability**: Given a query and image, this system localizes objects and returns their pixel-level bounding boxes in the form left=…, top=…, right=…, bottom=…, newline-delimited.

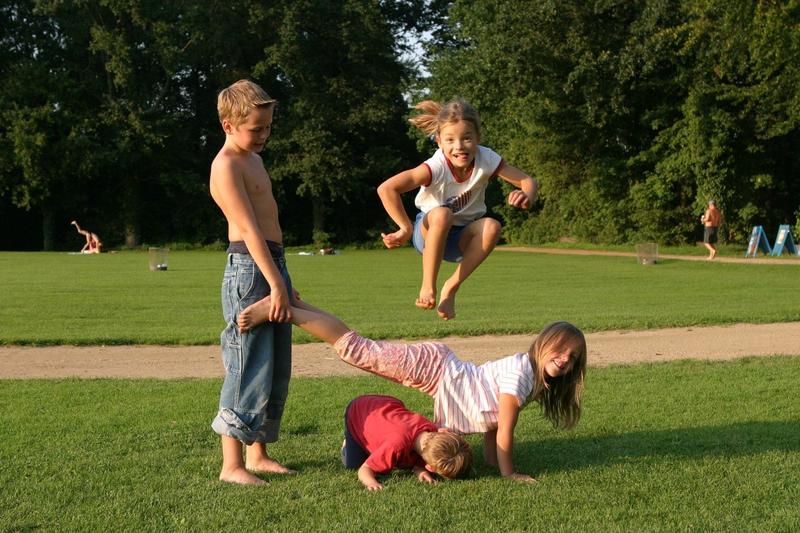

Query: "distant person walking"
left=700, top=200, right=722, bottom=260
left=70, top=220, right=102, bottom=254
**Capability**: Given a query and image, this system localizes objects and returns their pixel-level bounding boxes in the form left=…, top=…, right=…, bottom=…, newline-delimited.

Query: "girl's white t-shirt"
left=433, top=352, right=534, bottom=434
left=415, top=145, right=504, bottom=226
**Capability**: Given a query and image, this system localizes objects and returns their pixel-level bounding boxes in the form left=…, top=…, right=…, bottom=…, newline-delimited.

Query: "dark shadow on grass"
left=282, top=458, right=334, bottom=471
left=283, top=424, right=320, bottom=436
left=506, top=420, right=800, bottom=474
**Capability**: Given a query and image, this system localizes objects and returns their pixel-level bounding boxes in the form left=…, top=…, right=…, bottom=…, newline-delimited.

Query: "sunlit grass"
left=1, top=249, right=799, bottom=345
left=2, top=357, right=798, bottom=531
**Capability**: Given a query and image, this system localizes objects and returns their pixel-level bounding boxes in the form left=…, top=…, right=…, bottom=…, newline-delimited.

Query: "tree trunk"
left=122, top=175, right=140, bottom=248
left=311, top=197, right=326, bottom=235
left=41, top=208, right=54, bottom=251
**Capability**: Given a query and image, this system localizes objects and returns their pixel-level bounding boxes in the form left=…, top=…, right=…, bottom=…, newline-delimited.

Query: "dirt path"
left=2, top=248, right=797, bottom=380
left=497, top=246, right=800, bottom=265
left=2, top=322, right=799, bottom=379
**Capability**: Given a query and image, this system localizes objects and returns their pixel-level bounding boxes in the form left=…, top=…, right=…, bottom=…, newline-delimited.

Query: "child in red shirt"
left=342, top=395, right=473, bottom=490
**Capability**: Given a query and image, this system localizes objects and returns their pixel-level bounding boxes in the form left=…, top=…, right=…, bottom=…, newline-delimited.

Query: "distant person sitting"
left=700, top=200, right=722, bottom=260
left=71, top=220, right=102, bottom=254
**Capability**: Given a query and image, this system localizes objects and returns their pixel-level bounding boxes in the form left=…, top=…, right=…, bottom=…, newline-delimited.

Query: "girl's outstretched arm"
left=238, top=297, right=350, bottom=345
left=496, top=393, right=536, bottom=483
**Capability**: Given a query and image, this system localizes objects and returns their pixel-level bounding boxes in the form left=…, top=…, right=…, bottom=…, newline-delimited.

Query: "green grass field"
left=2, top=358, right=798, bottom=531
left=2, top=248, right=799, bottom=531
left=1, top=248, right=798, bottom=345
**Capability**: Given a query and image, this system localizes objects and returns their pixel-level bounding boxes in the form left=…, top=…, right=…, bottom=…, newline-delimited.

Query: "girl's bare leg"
left=438, top=217, right=501, bottom=320
left=418, top=207, right=453, bottom=310
left=238, top=297, right=350, bottom=345
left=290, top=303, right=351, bottom=344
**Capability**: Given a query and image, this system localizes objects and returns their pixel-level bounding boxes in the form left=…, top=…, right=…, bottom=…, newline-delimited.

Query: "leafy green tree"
left=254, top=0, right=419, bottom=244
left=1, top=0, right=433, bottom=249
left=0, top=2, right=104, bottom=249
left=425, top=0, right=800, bottom=245
left=648, top=0, right=800, bottom=241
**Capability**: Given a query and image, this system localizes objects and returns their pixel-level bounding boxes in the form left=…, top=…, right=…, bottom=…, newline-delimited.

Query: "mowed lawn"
left=1, top=358, right=798, bottom=531
left=1, top=247, right=799, bottom=345
left=2, top=249, right=799, bottom=531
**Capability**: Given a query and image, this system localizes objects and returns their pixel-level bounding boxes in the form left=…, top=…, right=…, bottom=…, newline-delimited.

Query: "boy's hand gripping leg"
left=238, top=296, right=351, bottom=346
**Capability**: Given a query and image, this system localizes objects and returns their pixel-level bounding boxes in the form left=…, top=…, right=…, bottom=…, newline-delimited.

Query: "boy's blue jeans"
left=211, top=251, right=293, bottom=444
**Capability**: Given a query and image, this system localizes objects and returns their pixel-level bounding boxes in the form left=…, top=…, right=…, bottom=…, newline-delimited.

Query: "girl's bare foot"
left=238, top=297, right=272, bottom=332
left=246, top=457, right=298, bottom=475
left=219, top=466, right=267, bottom=485
left=437, top=280, right=458, bottom=320
left=416, top=289, right=436, bottom=310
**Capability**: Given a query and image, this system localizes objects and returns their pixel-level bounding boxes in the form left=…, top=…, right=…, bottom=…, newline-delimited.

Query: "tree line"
left=2, top=0, right=798, bottom=251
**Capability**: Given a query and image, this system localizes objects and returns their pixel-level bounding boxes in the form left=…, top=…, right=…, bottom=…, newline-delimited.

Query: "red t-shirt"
left=347, top=395, right=437, bottom=473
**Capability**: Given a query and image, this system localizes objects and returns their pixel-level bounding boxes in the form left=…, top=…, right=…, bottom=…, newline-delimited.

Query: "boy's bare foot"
left=246, top=457, right=298, bottom=475
left=219, top=466, right=267, bottom=485
left=238, top=297, right=272, bottom=332
left=437, top=280, right=457, bottom=320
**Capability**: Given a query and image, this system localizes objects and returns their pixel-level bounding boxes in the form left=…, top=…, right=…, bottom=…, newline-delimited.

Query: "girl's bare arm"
left=496, top=393, right=536, bottom=483
left=377, top=165, right=430, bottom=247
left=497, top=164, right=538, bottom=209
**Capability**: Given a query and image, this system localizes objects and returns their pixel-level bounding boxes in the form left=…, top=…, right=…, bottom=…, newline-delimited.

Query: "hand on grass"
left=358, top=464, right=384, bottom=491
left=363, top=479, right=384, bottom=491
left=505, top=472, right=537, bottom=484
left=414, top=468, right=437, bottom=485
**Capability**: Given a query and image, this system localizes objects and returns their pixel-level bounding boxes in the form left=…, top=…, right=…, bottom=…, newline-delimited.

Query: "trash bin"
left=148, top=247, right=169, bottom=271
left=635, top=243, right=658, bottom=265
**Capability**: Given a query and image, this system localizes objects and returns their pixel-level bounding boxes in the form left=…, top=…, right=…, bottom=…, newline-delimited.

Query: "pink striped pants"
left=333, top=331, right=450, bottom=396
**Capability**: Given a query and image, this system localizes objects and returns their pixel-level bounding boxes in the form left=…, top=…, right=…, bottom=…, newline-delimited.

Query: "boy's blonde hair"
left=408, top=98, right=482, bottom=141
left=528, top=321, right=587, bottom=429
left=419, top=432, right=473, bottom=479
left=217, top=79, right=276, bottom=126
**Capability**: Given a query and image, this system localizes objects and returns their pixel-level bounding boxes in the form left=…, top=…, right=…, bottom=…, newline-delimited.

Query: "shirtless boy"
left=209, top=79, right=296, bottom=485
left=701, top=200, right=722, bottom=260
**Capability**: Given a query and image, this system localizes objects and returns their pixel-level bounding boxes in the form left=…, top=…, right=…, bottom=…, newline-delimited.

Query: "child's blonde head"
left=528, top=321, right=587, bottom=429
left=217, top=79, right=276, bottom=127
left=419, top=431, right=473, bottom=479
left=408, top=98, right=482, bottom=142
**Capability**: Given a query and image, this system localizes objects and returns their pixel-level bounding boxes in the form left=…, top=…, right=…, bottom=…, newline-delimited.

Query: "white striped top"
left=415, top=145, right=504, bottom=226
left=433, top=352, right=534, bottom=434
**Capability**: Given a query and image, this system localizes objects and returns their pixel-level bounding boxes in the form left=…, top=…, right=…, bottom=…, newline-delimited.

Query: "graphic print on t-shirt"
left=444, top=189, right=472, bottom=213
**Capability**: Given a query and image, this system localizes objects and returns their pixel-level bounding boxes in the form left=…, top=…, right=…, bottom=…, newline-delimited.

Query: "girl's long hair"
left=528, top=322, right=587, bottom=429
left=408, top=98, right=482, bottom=140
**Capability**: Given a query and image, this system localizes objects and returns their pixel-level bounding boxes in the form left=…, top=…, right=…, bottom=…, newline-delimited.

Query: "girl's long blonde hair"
left=528, top=321, right=587, bottom=429
left=408, top=98, right=482, bottom=141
